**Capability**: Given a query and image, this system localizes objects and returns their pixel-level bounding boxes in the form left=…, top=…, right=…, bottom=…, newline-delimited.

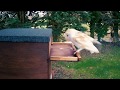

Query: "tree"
left=111, top=11, right=120, bottom=42
left=17, top=11, right=27, bottom=23
left=89, top=11, right=110, bottom=41
left=40, top=11, right=89, bottom=41
left=2, top=11, right=119, bottom=43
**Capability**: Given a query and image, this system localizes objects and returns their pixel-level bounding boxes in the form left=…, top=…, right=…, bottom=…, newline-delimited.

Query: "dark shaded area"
left=100, top=40, right=120, bottom=47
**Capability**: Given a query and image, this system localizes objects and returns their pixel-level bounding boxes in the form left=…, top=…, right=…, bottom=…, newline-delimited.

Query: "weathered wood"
left=50, top=56, right=78, bottom=61
left=50, top=42, right=81, bottom=61
left=76, top=52, right=81, bottom=61
left=0, top=42, right=51, bottom=79
left=0, top=28, right=52, bottom=79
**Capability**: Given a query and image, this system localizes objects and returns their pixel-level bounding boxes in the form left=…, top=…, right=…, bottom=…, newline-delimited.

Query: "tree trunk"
left=17, top=11, right=26, bottom=23
left=112, top=11, right=119, bottom=42
left=90, top=20, right=95, bottom=38
left=113, top=22, right=119, bottom=42
left=97, top=34, right=101, bottom=42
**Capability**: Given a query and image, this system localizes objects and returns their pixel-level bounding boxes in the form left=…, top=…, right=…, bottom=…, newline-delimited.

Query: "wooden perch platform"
left=50, top=42, right=81, bottom=61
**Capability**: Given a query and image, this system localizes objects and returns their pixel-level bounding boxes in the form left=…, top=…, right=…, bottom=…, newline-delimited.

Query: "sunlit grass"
left=52, top=45, right=120, bottom=79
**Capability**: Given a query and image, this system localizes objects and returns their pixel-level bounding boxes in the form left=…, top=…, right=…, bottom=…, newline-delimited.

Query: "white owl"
left=63, top=28, right=102, bottom=54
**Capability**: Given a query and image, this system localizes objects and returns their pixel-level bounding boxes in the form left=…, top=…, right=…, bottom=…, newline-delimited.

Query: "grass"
left=52, top=44, right=120, bottom=79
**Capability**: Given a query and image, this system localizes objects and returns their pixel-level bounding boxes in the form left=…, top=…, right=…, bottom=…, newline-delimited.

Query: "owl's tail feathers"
left=92, top=39, right=102, bottom=45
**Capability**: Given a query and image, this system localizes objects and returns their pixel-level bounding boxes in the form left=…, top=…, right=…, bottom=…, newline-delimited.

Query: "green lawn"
left=52, top=44, right=120, bottom=79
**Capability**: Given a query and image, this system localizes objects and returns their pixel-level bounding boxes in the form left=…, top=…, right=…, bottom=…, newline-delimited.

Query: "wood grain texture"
left=0, top=42, right=51, bottom=79
left=50, top=42, right=81, bottom=61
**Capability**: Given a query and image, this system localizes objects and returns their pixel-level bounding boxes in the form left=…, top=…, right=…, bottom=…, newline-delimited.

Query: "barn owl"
left=63, top=28, right=102, bottom=54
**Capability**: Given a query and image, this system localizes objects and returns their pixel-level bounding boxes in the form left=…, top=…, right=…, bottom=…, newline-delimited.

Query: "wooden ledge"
left=50, top=42, right=81, bottom=61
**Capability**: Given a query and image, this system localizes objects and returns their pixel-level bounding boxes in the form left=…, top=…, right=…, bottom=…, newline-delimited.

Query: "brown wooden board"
left=50, top=42, right=81, bottom=61
left=0, top=42, right=50, bottom=79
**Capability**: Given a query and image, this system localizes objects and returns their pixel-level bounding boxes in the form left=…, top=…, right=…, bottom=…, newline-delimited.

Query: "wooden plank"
left=75, top=52, right=81, bottom=61
left=50, top=56, right=78, bottom=61
left=50, top=42, right=81, bottom=61
left=51, top=42, right=76, bottom=51
left=52, top=42, right=73, bottom=45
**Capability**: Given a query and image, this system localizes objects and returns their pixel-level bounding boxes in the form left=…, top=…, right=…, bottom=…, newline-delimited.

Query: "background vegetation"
left=52, top=44, right=120, bottom=79
left=1, top=11, right=120, bottom=42
left=1, top=11, right=120, bottom=79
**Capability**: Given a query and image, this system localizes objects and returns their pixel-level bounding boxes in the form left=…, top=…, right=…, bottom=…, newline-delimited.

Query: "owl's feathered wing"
left=72, top=32, right=100, bottom=54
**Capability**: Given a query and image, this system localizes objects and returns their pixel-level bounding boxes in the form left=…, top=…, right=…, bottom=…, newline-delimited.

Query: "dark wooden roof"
left=0, top=28, right=52, bottom=42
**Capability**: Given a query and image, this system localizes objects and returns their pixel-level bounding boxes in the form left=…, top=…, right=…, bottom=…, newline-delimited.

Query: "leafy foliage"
left=0, top=11, right=120, bottom=42
left=40, top=11, right=90, bottom=41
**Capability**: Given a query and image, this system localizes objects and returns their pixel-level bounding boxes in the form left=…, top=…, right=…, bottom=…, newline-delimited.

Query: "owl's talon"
left=74, top=52, right=76, bottom=55
left=74, top=51, right=79, bottom=55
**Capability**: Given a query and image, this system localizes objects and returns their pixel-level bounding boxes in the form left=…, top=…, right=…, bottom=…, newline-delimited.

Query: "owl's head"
left=63, top=28, right=79, bottom=41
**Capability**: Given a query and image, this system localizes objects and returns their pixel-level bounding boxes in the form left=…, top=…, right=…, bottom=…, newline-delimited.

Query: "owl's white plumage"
left=63, top=28, right=101, bottom=54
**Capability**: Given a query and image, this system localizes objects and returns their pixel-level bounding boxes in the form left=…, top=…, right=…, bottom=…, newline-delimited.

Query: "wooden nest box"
left=0, top=28, right=81, bottom=79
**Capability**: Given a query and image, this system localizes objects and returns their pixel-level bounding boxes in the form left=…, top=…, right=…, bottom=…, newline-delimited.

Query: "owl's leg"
left=74, top=48, right=83, bottom=54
